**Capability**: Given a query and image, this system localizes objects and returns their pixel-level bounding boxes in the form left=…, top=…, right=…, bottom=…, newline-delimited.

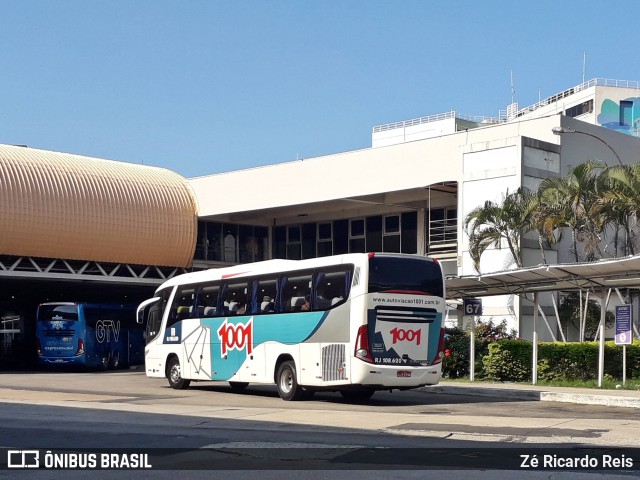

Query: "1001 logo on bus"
left=390, top=327, right=421, bottom=345
left=217, top=319, right=253, bottom=356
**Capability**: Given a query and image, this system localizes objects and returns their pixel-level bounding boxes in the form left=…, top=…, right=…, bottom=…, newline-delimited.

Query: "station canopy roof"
left=446, top=254, right=640, bottom=300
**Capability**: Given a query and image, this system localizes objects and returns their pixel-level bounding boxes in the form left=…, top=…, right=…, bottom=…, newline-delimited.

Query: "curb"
left=539, top=391, right=640, bottom=409
left=425, top=385, right=541, bottom=401
left=424, top=385, right=640, bottom=409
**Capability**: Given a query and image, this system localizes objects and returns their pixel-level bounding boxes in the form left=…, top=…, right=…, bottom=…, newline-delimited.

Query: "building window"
left=349, top=219, right=366, bottom=253
left=383, top=215, right=401, bottom=252
left=428, top=208, right=457, bottom=251
left=287, top=225, right=302, bottom=260
left=223, top=224, right=238, bottom=263
left=565, top=100, right=593, bottom=118
left=620, top=100, right=633, bottom=127
left=317, top=222, right=333, bottom=257
left=194, top=222, right=267, bottom=263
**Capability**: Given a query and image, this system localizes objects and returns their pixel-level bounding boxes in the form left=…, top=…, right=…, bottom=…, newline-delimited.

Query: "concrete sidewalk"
left=428, top=381, right=640, bottom=409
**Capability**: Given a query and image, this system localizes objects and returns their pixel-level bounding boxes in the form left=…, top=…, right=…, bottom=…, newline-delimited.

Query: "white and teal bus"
left=137, top=253, right=445, bottom=401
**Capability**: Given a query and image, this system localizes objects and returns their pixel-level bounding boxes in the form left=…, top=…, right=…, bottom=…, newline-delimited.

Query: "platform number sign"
left=463, top=298, right=483, bottom=316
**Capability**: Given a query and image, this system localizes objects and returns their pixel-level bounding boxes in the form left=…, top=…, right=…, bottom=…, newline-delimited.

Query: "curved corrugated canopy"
left=0, top=144, right=198, bottom=268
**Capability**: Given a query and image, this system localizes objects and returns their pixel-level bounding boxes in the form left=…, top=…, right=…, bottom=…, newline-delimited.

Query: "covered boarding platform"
left=445, top=254, right=640, bottom=386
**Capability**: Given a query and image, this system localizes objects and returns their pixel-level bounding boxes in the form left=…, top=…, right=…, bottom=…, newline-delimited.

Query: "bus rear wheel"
left=276, top=361, right=303, bottom=401
left=110, top=351, right=120, bottom=370
left=167, top=357, right=190, bottom=390
left=100, top=354, right=110, bottom=370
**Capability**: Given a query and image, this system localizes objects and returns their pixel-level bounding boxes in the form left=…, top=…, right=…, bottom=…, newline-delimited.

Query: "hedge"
left=481, top=339, right=640, bottom=382
left=442, top=321, right=517, bottom=379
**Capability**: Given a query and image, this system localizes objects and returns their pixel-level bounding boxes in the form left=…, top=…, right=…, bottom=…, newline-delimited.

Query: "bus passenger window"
left=196, top=284, right=219, bottom=317
left=280, top=273, right=312, bottom=312
left=261, top=297, right=275, bottom=313
left=168, top=287, right=195, bottom=327
left=254, top=277, right=277, bottom=314
left=314, top=267, right=351, bottom=310
left=221, top=282, right=248, bottom=316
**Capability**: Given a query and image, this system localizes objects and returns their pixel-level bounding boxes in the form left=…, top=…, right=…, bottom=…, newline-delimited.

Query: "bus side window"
left=254, top=277, right=278, bottom=314
left=220, top=282, right=248, bottom=316
left=195, top=284, right=219, bottom=317
left=168, top=287, right=195, bottom=327
left=314, top=267, right=352, bottom=310
left=280, top=273, right=312, bottom=312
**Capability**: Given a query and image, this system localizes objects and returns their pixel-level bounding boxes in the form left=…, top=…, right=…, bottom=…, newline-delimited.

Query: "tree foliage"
left=466, top=161, right=640, bottom=273
left=464, top=187, right=537, bottom=271
left=558, top=292, right=614, bottom=341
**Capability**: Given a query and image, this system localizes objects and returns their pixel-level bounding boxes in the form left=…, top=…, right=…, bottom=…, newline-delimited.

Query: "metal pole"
left=598, top=293, right=606, bottom=387
left=532, top=292, right=539, bottom=385
left=623, top=345, right=627, bottom=386
left=469, top=316, right=475, bottom=382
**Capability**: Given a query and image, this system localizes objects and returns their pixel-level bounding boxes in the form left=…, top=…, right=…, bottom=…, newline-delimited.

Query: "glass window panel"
left=384, top=215, right=400, bottom=234
left=288, top=226, right=301, bottom=242
left=318, top=223, right=332, bottom=240
left=350, top=219, right=365, bottom=237
left=383, top=235, right=401, bottom=253
left=350, top=237, right=366, bottom=253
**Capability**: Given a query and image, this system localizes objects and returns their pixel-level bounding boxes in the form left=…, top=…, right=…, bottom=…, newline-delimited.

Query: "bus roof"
left=154, top=253, right=436, bottom=294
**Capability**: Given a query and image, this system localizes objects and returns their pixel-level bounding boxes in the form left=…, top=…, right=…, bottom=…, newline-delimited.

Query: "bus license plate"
left=397, top=371, right=411, bottom=378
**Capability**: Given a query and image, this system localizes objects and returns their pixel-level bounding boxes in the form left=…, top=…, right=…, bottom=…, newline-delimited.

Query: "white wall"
left=189, top=115, right=563, bottom=220
left=190, top=136, right=463, bottom=218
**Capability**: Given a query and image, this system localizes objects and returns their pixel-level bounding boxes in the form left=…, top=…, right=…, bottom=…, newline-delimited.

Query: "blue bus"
left=37, top=302, right=144, bottom=369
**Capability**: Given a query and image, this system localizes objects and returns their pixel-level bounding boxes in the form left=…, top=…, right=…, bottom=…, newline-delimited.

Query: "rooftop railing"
left=372, top=111, right=501, bottom=133
left=511, top=78, right=640, bottom=119
left=372, top=78, right=639, bottom=133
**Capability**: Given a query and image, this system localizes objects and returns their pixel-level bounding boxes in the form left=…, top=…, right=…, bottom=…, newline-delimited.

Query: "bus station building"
left=1, top=77, right=640, bottom=365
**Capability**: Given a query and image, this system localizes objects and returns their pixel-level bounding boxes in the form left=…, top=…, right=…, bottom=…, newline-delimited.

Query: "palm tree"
left=537, top=161, right=606, bottom=262
left=600, top=164, right=640, bottom=256
left=464, top=187, right=536, bottom=272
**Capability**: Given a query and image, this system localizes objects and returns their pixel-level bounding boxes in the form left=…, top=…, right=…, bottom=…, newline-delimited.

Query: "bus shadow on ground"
left=190, top=382, right=534, bottom=406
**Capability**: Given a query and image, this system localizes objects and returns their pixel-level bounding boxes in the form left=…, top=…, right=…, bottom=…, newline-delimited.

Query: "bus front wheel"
left=167, top=357, right=190, bottom=390
left=276, top=361, right=303, bottom=401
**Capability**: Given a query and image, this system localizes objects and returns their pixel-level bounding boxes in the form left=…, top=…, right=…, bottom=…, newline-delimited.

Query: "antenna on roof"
left=582, top=51, right=586, bottom=83
left=510, top=70, right=516, bottom=104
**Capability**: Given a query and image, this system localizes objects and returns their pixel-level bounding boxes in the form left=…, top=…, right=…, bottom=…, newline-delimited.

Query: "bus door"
left=137, top=297, right=164, bottom=374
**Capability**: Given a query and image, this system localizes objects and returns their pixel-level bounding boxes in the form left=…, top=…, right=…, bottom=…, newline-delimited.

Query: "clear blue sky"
left=1, top=1, right=639, bottom=178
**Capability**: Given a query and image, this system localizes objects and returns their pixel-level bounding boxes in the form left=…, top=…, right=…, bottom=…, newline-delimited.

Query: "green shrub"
left=479, top=338, right=640, bottom=382
left=482, top=341, right=530, bottom=381
left=442, top=319, right=517, bottom=379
